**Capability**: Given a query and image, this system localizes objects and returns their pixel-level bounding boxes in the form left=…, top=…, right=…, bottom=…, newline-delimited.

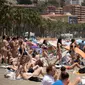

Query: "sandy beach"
left=0, top=68, right=40, bottom=85
left=0, top=67, right=85, bottom=85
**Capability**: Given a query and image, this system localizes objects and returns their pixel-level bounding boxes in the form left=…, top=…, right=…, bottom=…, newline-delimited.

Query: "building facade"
left=63, top=5, right=85, bottom=23
left=65, top=0, right=84, bottom=5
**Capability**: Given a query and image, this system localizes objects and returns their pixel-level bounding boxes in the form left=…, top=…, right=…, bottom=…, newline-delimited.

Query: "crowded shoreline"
left=0, top=35, right=85, bottom=85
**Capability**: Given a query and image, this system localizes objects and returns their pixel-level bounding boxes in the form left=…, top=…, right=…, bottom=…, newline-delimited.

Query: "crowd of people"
left=0, top=35, right=85, bottom=85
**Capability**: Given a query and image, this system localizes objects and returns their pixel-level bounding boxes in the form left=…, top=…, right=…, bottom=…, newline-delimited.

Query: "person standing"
left=57, top=38, right=63, bottom=62
left=52, top=72, right=81, bottom=85
left=70, top=39, right=77, bottom=63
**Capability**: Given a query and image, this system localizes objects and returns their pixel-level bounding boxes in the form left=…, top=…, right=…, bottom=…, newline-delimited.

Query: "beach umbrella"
left=76, top=39, right=82, bottom=44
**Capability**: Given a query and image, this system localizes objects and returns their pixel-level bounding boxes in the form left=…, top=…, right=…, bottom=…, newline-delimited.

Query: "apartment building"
left=55, top=7, right=63, bottom=14
left=63, top=5, right=85, bottom=23
left=65, top=0, right=84, bottom=5
left=46, top=6, right=63, bottom=14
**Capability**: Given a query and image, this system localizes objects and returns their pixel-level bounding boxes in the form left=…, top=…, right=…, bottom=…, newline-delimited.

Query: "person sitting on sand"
left=42, top=64, right=58, bottom=85
left=60, top=66, right=66, bottom=73
left=61, top=62, right=81, bottom=70
left=4, top=54, right=18, bottom=78
left=4, top=58, right=18, bottom=78
left=16, top=54, right=31, bottom=79
left=53, top=72, right=81, bottom=85
left=16, top=54, right=44, bottom=81
left=7, top=58, right=18, bottom=72
left=70, top=39, right=78, bottom=63
left=20, top=60, right=44, bottom=80
left=74, top=54, right=81, bottom=64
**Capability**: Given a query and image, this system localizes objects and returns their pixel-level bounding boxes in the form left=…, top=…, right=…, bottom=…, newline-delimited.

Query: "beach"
left=0, top=67, right=85, bottom=85
left=0, top=68, right=40, bottom=85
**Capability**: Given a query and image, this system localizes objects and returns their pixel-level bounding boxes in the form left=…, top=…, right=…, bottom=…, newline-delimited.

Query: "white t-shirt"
left=42, top=75, right=55, bottom=85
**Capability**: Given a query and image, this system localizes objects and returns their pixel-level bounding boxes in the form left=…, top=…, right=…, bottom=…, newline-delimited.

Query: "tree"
left=60, top=0, right=65, bottom=7
left=0, top=0, right=85, bottom=38
left=82, top=0, right=85, bottom=6
left=0, top=0, right=11, bottom=35
left=46, top=0, right=59, bottom=7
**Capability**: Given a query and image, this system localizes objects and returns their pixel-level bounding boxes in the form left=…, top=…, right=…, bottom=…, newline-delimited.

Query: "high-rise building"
left=65, top=0, right=84, bottom=5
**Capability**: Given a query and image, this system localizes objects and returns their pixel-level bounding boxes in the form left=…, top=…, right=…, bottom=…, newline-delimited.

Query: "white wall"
left=65, top=0, right=84, bottom=5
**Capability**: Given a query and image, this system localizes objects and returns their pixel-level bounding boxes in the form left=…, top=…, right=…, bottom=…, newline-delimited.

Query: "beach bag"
left=78, top=67, right=85, bottom=73
left=29, top=77, right=41, bottom=82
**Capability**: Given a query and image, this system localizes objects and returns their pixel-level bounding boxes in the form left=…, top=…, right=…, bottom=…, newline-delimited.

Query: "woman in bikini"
left=57, top=38, right=63, bottom=62
left=18, top=54, right=44, bottom=80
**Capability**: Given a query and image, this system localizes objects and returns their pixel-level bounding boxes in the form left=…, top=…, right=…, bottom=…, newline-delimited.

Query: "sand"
left=0, top=67, right=85, bottom=85
left=0, top=68, right=40, bottom=85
